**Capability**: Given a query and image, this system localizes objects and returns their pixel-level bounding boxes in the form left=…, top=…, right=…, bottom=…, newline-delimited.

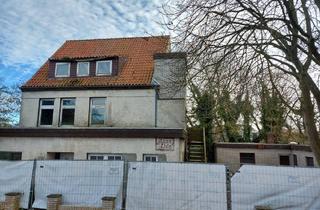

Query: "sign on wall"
left=155, top=138, right=175, bottom=151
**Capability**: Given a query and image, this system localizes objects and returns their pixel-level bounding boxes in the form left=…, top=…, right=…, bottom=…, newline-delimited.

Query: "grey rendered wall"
left=216, top=147, right=319, bottom=173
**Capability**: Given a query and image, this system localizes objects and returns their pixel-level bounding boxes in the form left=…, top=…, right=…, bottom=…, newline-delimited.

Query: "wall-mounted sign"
left=155, top=138, right=175, bottom=151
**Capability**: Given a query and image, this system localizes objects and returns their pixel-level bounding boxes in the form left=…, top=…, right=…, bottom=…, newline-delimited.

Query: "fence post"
left=102, top=196, right=116, bottom=210
left=28, top=159, right=37, bottom=209
left=5, top=192, right=20, bottom=210
left=226, top=166, right=232, bottom=210
left=47, top=194, right=62, bottom=210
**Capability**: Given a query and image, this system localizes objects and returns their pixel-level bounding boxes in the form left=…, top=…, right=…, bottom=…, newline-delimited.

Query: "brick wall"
left=59, top=206, right=102, bottom=210
left=0, top=202, right=5, bottom=210
left=47, top=194, right=115, bottom=210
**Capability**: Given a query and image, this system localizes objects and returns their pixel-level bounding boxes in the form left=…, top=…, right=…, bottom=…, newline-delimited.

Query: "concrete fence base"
left=0, top=193, right=21, bottom=210
left=47, top=194, right=116, bottom=210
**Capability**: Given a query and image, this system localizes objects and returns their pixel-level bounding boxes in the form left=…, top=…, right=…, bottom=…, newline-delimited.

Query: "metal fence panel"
left=126, top=162, right=227, bottom=210
left=32, top=160, right=124, bottom=210
left=232, top=165, right=320, bottom=210
left=0, top=161, right=34, bottom=209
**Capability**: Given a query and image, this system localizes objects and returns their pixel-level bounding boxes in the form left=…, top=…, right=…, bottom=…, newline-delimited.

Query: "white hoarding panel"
left=126, top=162, right=227, bottom=210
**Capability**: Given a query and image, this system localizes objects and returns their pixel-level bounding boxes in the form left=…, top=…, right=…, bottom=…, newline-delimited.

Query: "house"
left=0, top=36, right=186, bottom=162
left=215, top=142, right=318, bottom=173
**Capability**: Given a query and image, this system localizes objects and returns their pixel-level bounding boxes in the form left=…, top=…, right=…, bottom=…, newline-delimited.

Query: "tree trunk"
left=305, top=74, right=320, bottom=114
left=300, top=75, right=320, bottom=164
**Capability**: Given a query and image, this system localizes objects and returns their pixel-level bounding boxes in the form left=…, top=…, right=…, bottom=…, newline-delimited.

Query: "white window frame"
left=59, top=98, right=76, bottom=126
left=38, top=99, right=55, bottom=127
left=89, top=98, right=107, bottom=126
left=143, top=154, right=159, bottom=162
left=76, top=62, right=90, bottom=76
left=96, top=60, right=112, bottom=76
left=55, top=62, right=70, bottom=77
left=88, top=154, right=123, bottom=161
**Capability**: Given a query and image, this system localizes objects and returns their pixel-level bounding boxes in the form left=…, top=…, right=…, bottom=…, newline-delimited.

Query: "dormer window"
left=55, top=63, right=70, bottom=77
left=96, top=60, right=112, bottom=76
left=77, top=62, right=89, bottom=76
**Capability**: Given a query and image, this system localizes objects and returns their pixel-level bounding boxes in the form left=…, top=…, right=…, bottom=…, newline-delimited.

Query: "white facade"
left=0, top=137, right=185, bottom=161
left=0, top=48, right=187, bottom=162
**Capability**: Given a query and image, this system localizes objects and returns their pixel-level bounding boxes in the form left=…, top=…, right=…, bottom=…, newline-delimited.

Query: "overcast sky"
left=0, top=0, right=167, bottom=86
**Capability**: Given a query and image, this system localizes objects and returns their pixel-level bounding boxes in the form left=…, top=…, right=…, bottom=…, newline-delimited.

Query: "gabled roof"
left=22, top=36, right=170, bottom=91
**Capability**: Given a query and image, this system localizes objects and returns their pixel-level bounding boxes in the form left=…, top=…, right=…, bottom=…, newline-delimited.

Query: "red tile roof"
left=22, top=36, right=170, bottom=90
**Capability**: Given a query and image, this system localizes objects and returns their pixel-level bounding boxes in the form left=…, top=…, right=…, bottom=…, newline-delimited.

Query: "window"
left=77, top=62, right=89, bottom=76
left=143, top=155, right=159, bottom=162
left=55, top=63, right=70, bottom=77
left=240, top=153, right=255, bottom=165
left=279, top=155, right=290, bottom=166
left=0, top=152, right=22, bottom=160
left=60, top=98, right=75, bottom=126
left=88, top=154, right=122, bottom=160
left=47, top=152, right=74, bottom=160
left=39, top=99, right=55, bottom=126
left=96, top=60, right=112, bottom=76
left=293, top=154, right=298, bottom=166
left=90, top=98, right=106, bottom=125
left=306, top=157, right=314, bottom=167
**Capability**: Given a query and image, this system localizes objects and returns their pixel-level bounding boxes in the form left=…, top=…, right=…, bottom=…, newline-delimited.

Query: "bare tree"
left=163, top=0, right=320, bottom=163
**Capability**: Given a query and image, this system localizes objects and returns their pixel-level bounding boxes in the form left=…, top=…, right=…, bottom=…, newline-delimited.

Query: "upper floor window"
left=96, top=60, right=112, bottom=76
left=55, top=63, right=70, bottom=77
left=77, top=62, right=89, bottom=76
left=90, top=98, right=106, bottom=125
left=60, top=98, right=76, bottom=126
left=39, top=99, right=54, bottom=126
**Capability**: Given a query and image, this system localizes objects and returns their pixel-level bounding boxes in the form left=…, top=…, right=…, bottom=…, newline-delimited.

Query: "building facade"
left=215, top=143, right=318, bottom=173
left=0, top=36, right=186, bottom=162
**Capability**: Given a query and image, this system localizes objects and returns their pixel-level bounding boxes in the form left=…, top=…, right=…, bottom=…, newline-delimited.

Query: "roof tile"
left=22, top=36, right=170, bottom=90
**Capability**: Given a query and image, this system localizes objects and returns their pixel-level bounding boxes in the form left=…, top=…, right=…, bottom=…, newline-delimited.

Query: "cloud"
left=0, top=0, right=166, bottom=71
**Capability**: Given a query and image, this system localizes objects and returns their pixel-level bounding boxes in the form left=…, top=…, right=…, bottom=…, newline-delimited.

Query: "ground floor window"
left=47, top=152, right=74, bottom=160
left=279, top=155, right=290, bottom=166
left=0, top=151, right=22, bottom=160
left=87, top=153, right=123, bottom=161
left=143, top=154, right=159, bottom=162
left=240, top=153, right=255, bottom=165
left=306, top=156, right=314, bottom=167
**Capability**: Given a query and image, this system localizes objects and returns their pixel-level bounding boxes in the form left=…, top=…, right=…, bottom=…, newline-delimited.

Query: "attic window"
left=77, top=62, right=89, bottom=76
left=96, top=60, right=112, bottom=76
left=55, top=63, right=70, bottom=77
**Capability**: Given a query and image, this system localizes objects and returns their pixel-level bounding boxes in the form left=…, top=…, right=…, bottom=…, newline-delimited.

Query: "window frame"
left=76, top=62, right=90, bottom=76
left=38, top=98, right=55, bottom=127
left=59, top=98, right=76, bottom=126
left=55, top=62, right=70, bottom=77
left=89, top=97, right=107, bottom=126
left=143, top=154, right=159, bottom=162
left=96, top=60, right=112, bottom=76
left=87, top=153, right=123, bottom=161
